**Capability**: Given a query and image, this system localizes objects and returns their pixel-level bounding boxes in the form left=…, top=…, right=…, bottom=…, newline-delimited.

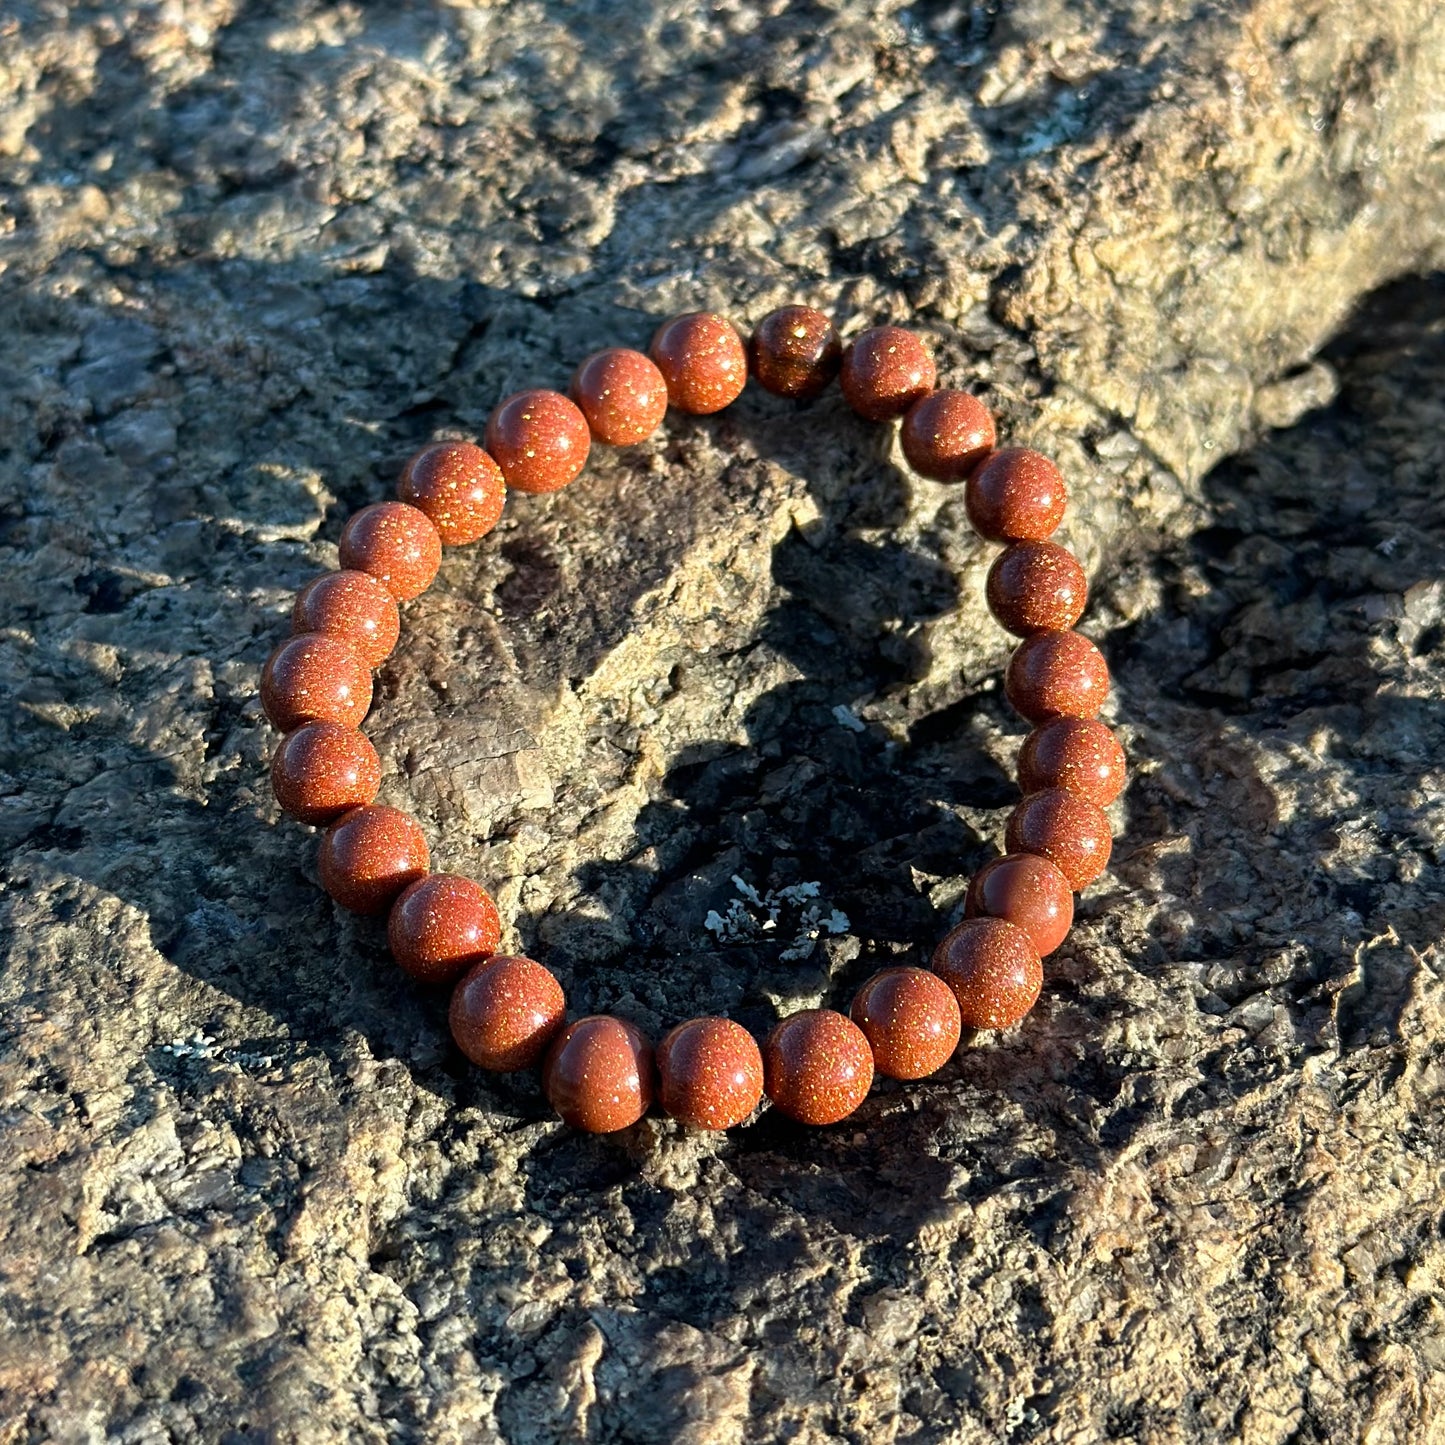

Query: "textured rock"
left=2, top=2, right=1444, bottom=1442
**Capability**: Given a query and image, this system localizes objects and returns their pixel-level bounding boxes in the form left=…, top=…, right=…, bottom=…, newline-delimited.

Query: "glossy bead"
left=763, top=1009, right=874, bottom=1125
left=270, top=721, right=381, bottom=826
left=850, top=967, right=962, bottom=1080
left=260, top=632, right=372, bottom=733
left=839, top=326, right=935, bottom=422
left=656, top=1017, right=765, bottom=1130
left=338, top=502, right=442, bottom=601
left=649, top=312, right=748, bottom=415
left=291, top=570, right=400, bottom=667
left=484, top=389, right=591, bottom=495
left=749, top=306, right=841, bottom=400
left=900, top=389, right=996, bottom=482
left=543, top=1016, right=655, bottom=1133
left=986, top=542, right=1088, bottom=637
left=1005, top=788, right=1113, bottom=890
left=450, top=955, right=567, bottom=1072
left=317, top=804, right=429, bottom=915
left=397, top=441, right=506, bottom=545
left=1005, top=631, right=1110, bottom=724
left=387, top=874, right=501, bottom=985
left=931, top=918, right=1043, bottom=1031
left=965, top=853, right=1074, bottom=956
left=1018, top=717, right=1127, bottom=807
left=966, top=448, right=1068, bottom=542
left=570, top=348, right=669, bottom=445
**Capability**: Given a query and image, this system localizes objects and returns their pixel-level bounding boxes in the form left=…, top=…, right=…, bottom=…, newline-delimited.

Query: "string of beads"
left=262, top=306, right=1125, bottom=1133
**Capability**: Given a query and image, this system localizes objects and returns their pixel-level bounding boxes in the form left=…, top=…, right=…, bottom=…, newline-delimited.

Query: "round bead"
left=965, top=853, right=1074, bottom=956
left=570, top=348, right=669, bottom=445
left=317, top=804, right=429, bottom=915
left=397, top=441, right=506, bottom=546
left=649, top=312, right=748, bottom=415
left=291, top=570, right=400, bottom=668
left=387, top=874, right=501, bottom=985
left=931, top=918, right=1043, bottom=1031
left=850, top=967, right=962, bottom=1080
left=839, top=326, right=936, bottom=422
left=270, top=721, right=381, bottom=826
left=260, top=632, right=372, bottom=733
left=749, top=306, right=842, bottom=400
left=900, top=389, right=996, bottom=482
left=986, top=542, right=1089, bottom=637
left=484, top=389, right=591, bottom=495
left=966, top=448, right=1068, bottom=542
left=338, top=502, right=442, bottom=602
left=543, top=1016, right=655, bottom=1133
left=656, top=1017, right=765, bottom=1130
left=449, top=955, right=567, bottom=1072
left=762, top=1009, right=874, bottom=1126
left=1005, top=788, right=1114, bottom=891
left=1005, top=631, right=1110, bottom=724
left=1018, top=717, right=1127, bottom=807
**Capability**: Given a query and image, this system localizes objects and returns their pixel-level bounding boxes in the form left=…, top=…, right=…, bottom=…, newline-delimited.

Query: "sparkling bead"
left=986, top=542, right=1088, bottom=637
left=649, top=312, right=748, bottom=415
left=850, top=967, right=962, bottom=1080
left=1018, top=717, right=1127, bottom=807
left=543, top=1016, right=655, bottom=1133
left=749, top=306, right=841, bottom=400
left=1005, top=631, right=1110, bottom=724
left=570, top=348, right=669, bottom=445
left=839, top=326, right=935, bottom=421
left=965, top=853, right=1074, bottom=956
left=931, top=918, right=1043, bottom=1030
left=338, top=502, right=441, bottom=601
left=966, top=448, right=1068, bottom=542
left=484, top=389, right=591, bottom=494
left=291, top=570, right=400, bottom=667
left=260, top=632, right=372, bottom=733
left=270, top=721, right=380, bottom=826
left=1005, top=787, right=1113, bottom=890
left=763, top=1009, right=874, bottom=1125
left=449, top=955, right=567, bottom=1072
left=387, top=874, right=501, bottom=985
left=397, top=441, right=506, bottom=545
left=656, top=1017, right=765, bottom=1130
left=900, top=389, right=995, bottom=481
left=317, top=804, right=429, bottom=915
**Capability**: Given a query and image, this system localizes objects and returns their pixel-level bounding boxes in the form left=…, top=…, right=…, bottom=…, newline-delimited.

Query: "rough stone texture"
left=2, top=2, right=1444, bottom=1442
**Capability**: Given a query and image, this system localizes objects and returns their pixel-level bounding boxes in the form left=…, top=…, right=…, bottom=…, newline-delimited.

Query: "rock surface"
left=2, top=2, right=1445, bottom=1441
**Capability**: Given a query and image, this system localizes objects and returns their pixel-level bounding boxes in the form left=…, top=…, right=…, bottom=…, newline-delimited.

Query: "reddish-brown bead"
left=965, top=853, right=1074, bottom=956
left=291, top=570, right=400, bottom=668
left=260, top=632, right=372, bottom=733
left=1018, top=717, right=1127, bottom=807
left=317, top=804, right=429, bottom=915
left=1005, top=788, right=1114, bottom=891
left=570, top=348, right=669, bottom=445
left=656, top=1017, right=765, bottom=1130
left=749, top=306, right=842, bottom=400
left=484, top=390, right=591, bottom=495
left=450, top=955, right=567, bottom=1072
left=931, top=918, right=1043, bottom=1030
left=986, top=542, right=1089, bottom=637
left=338, top=502, right=442, bottom=601
left=850, top=967, right=962, bottom=1080
left=839, top=326, right=936, bottom=422
left=762, top=1009, right=874, bottom=1126
left=387, top=874, right=502, bottom=985
left=397, top=441, right=506, bottom=546
left=270, top=721, right=381, bottom=826
left=543, top=1016, right=655, bottom=1133
left=966, top=448, right=1068, bottom=542
left=1005, top=631, right=1110, bottom=724
left=900, top=389, right=996, bottom=482
left=649, top=312, right=748, bottom=415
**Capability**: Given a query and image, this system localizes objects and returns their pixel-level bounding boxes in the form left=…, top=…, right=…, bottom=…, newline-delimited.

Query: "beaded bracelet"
left=261, top=305, right=1123, bottom=1134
